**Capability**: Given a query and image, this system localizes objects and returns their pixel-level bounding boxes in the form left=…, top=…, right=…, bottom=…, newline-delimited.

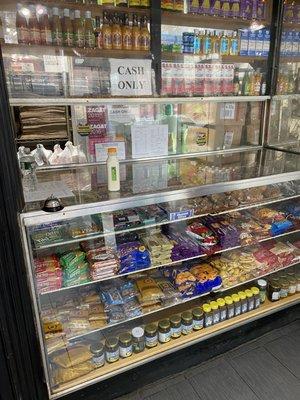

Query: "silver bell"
left=42, top=195, right=64, bottom=212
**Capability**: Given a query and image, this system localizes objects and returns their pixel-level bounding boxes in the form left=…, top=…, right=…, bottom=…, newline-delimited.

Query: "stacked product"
left=35, top=255, right=62, bottom=294
left=201, top=215, right=240, bottom=249
left=60, top=251, right=90, bottom=287
left=142, top=233, right=174, bottom=266
left=117, top=241, right=151, bottom=274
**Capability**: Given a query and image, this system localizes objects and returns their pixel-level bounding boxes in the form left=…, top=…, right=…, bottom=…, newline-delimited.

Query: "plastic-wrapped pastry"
left=51, top=344, right=92, bottom=368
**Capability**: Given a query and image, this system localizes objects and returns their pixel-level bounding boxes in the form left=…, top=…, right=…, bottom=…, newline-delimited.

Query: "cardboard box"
left=181, top=125, right=208, bottom=153
left=246, top=123, right=261, bottom=145
left=208, top=125, right=243, bottom=150
left=215, top=102, right=247, bottom=126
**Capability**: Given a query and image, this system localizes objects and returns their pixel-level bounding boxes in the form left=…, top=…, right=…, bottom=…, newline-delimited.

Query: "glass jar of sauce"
left=287, top=276, right=297, bottom=295
left=257, top=279, right=267, bottom=303
left=245, top=289, right=255, bottom=311
left=132, top=327, right=145, bottom=353
left=279, top=278, right=289, bottom=298
left=232, top=294, right=241, bottom=316
left=251, top=287, right=260, bottom=309
left=170, top=315, right=182, bottom=338
left=145, top=324, right=158, bottom=348
left=90, top=343, right=105, bottom=368
left=225, top=296, right=235, bottom=319
left=238, top=291, right=248, bottom=314
left=181, top=311, right=193, bottom=335
left=158, top=319, right=171, bottom=343
left=210, top=301, right=220, bottom=324
left=192, top=307, right=204, bottom=330
left=105, top=337, right=119, bottom=363
left=119, top=332, right=133, bottom=358
left=268, top=279, right=281, bottom=302
left=216, top=298, right=227, bottom=322
left=203, top=303, right=213, bottom=327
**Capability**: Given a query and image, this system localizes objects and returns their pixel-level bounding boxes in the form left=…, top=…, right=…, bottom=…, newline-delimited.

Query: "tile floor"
left=117, top=320, right=300, bottom=400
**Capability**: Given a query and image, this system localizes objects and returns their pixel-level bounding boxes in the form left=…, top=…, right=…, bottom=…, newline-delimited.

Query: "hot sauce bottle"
left=51, top=7, right=63, bottom=46
left=122, top=13, right=132, bottom=50
left=16, top=3, right=30, bottom=44
left=112, top=13, right=122, bottom=50
left=132, top=14, right=140, bottom=50
left=139, top=16, right=150, bottom=51
left=39, top=6, right=52, bottom=45
left=102, top=11, right=112, bottom=50
left=62, top=8, right=73, bottom=47
left=95, top=16, right=103, bottom=49
left=28, top=4, right=41, bottom=45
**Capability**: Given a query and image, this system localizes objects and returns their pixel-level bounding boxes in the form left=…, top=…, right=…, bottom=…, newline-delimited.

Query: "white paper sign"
left=107, top=104, right=140, bottom=123
left=24, top=181, right=74, bottom=203
left=132, top=161, right=168, bottom=194
left=95, top=141, right=126, bottom=162
left=131, top=124, right=169, bottom=159
left=109, top=59, right=152, bottom=96
left=220, top=103, right=236, bottom=120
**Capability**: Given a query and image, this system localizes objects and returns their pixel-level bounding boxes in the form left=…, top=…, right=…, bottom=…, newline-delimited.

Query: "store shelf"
left=34, top=193, right=300, bottom=251
left=161, top=11, right=270, bottom=29
left=2, top=43, right=151, bottom=59
left=0, top=1, right=150, bottom=15
left=272, top=94, right=300, bottom=100
left=51, top=294, right=300, bottom=399
left=162, top=52, right=267, bottom=63
left=9, top=95, right=271, bottom=107
left=58, top=251, right=300, bottom=341
left=280, top=56, right=300, bottom=63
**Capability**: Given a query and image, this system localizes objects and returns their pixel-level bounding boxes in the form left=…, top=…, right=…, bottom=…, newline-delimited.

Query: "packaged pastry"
left=68, top=216, right=100, bottom=238
left=100, top=286, right=124, bottom=306
left=51, top=344, right=92, bottom=368
left=185, top=221, right=218, bottom=246
left=136, top=277, right=164, bottom=302
left=155, top=277, right=181, bottom=302
left=164, top=266, right=197, bottom=298
left=53, top=360, right=95, bottom=384
left=31, top=222, right=66, bottom=247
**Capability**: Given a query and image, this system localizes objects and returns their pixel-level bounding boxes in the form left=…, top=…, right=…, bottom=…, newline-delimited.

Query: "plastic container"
left=210, top=301, right=220, bottom=324
left=225, top=296, right=235, bottom=319
left=279, top=279, right=289, bottom=298
left=245, top=289, right=255, bottom=311
left=287, top=276, right=297, bottom=295
left=268, top=280, right=281, bottom=302
left=119, top=332, right=133, bottom=358
left=216, top=298, right=227, bottom=322
left=105, top=337, right=120, bottom=363
left=257, top=279, right=267, bottom=303
left=238, top=291, right=248, bottom=313
left=203, top=303, right=213, bottom=327
left=158, top=319, right=171, bottom=343
left=251, top=287, right=260, bottom=309
left=90, top=343, right=105, bottom=368
left=232, top=294, right=242, bottom=316
left=132, top=327, right=145, bottom=353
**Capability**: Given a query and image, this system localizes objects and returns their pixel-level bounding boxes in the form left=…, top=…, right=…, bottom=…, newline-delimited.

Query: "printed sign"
left=109, top=59, right=152, bottom=96
left=95, top=141, right=126, bottom=162
left=131, top=124, right=168, bottom=159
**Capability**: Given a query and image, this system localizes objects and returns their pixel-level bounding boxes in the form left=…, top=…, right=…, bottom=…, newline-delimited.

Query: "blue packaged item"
left=119, top=246, right=151, bottom=274
left=109, top=305, right=125, bottom=324
left=248, top=30, right=256, bottom=56
left=280, top=31, right=287, bottom=56
left=240, top=30, right=249, bottom=56
left=255, top=29, right=264, bottom=56
left=262, top=29, right=270, bottom=57
left=286, top=31, right=294, bottom=56
left=120, top=281, right=139, bottom=300
left=100, top=286, right=124, bottom=306
left=270, top=220, right=293, bottom=236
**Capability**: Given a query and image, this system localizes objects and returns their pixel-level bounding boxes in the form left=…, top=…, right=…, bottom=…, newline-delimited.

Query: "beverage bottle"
left=202, top=0, right=211, bottom=15
left=19, top=148, right=37, bottom=192
left=162, top=104, right=178, bottom=154
left=16, top=3, right=30, bottom=44
left=194, top=29, right=201, bottom=54
left=220, top=31, right=229, bottom=55
left=203, top=30, right=212, bottom=55
left=230, top=30, right=239, bottom=55
left=112, top=13, right=122, bottom=50
left=102, top=11, right=112, bottom=50
left=233, top=68, right=240, bottom=95
left=85, top=11, right=95, bottom=48
left=51, top=7, right=63, bottom=46
left=260, top=72, right=266, bottom=95
left=212, top=30, right=220, bottom=55
left=212, top=1, right=222, bottom=16
left=253, top=70, right=262, bottom=95
left=231, top=0, right=241, bottom=18
left=140, top=16, right=150, bottom=51
left=107, top=148, right=120, bottom=192
left=62, top=9, right=73, bottom=46
left=122, top=13, right=132, bottom=50
left=221, top=0, right=231, bottom=17
left=39, top=6, right=52, bottom=45
left=132, top=14, right=141, bottom=50
left=28, top=5, right=41, bottom=45
left=242, top=70, right=250, bottom=95
left=73, top=10, right=85, bottom=48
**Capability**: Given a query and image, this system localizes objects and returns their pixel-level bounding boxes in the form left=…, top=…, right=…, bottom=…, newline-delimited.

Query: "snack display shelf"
left=33, top=193, right=300, bottom=251
left=9, top=95, right=271, bottom=107
left=161, top=10, right=270, bottom=29
left=272, top=94, right=300, bottom=100
left=51, top=294, right=300, bottom=399
left=161, top=52, right=268, bottom=63
left=2, top=43, right=151, bottom=59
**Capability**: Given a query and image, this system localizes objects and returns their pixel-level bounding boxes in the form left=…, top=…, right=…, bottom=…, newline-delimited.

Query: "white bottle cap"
left=74, top=10, right=81, bottom=19
left=132, top=327, right=144, bottom=339
left=85, top=11, right=92, bottom=19
left=63, top=8, right=70, bottom=18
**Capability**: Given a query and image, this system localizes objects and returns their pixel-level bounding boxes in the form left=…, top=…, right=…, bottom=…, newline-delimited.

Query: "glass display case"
left=0, top=1, right=299, bottom=399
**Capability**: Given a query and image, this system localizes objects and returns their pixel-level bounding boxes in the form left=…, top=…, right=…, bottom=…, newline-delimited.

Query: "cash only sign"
left=109, top=59, right=152, bottom=96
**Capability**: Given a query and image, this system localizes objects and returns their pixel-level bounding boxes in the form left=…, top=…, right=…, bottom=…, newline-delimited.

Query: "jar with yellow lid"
left=251, top=287, right=260, bottom=309
left=203, top=303, right=213, bottom=327
left=210, top=301, right=220, bottom=324
left=238, top=291, right=248, bottom=313
left=216, top=298, right=227, bottom=321
left=245, top=289, right=255, bottom=311
left=232, top=294, right=241, bottom=316
left=225, top=296, right=235, bottom=319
